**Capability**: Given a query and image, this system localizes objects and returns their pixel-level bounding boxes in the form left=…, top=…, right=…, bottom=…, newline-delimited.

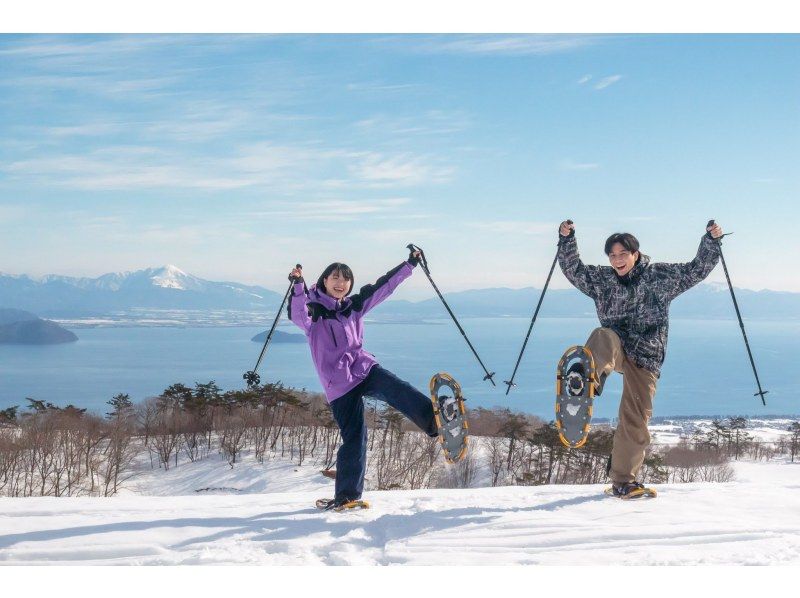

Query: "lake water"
left=0, top=317, right=797, bottom=419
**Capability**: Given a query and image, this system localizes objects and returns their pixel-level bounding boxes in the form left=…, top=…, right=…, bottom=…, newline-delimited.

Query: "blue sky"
left=1, top=34, right=798, bottom=299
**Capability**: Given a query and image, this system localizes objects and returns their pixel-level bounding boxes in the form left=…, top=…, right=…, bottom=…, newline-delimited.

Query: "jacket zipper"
left=328, top=321, right=338, bottom=347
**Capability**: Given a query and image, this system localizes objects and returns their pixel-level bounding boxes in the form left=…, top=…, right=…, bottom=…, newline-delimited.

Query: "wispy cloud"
left=346, top=81, right=421, bottom=94
left=0, top=35, right=280, bottom=105
left=249, top=198, right=413, bottom=222
left=0, top=72, right=181, bottom=101
left=348, top=152, right=454, bottom=187
left=354, top=110, right=470, bottom=138
left=4, top=147, right=254, bottom=191
left=37, top=123, right=123, bottom=138
left=0, top=34, right=267, bottom=68
left=578, top=75, right=592, bottom=85
left=466, top=221, right=556, bottom=236
left=393, top=34, right=602, bottom=56
left=560, top=159, right=600, bottom=171
left=357, top=226, right=440, bottom=243
left=4, top=140, right=455, bottom=192
left=594, top=75, right=623, bottom=90
left=56, top=208, right=259, bottom=246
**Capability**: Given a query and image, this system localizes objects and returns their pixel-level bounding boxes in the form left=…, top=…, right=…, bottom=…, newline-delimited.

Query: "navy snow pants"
left=329, top=365, right=438, bottom=501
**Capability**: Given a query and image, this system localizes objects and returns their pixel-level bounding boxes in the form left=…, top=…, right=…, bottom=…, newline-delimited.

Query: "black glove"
left=288, top=264, right=303, bottom=283
left=408, top=250, right=422, bottom=267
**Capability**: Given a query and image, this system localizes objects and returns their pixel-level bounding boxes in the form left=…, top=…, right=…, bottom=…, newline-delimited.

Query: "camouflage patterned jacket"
left=557, top=232, right=721, bottom=377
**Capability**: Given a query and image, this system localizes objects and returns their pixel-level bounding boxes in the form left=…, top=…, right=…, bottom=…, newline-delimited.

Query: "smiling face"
left=323, top=269, right=352, bottom=300
left=608, top=242, right=639, bottom=277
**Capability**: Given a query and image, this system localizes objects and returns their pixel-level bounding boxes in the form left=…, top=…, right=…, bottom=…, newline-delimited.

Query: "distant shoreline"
left=49, top=314, right=797, bottom=329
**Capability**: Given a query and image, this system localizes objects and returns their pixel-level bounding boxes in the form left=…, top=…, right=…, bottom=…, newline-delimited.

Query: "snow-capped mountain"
left=1, top=266, right=798, bottom=320
left=0, top=266, right=282, bottom=316
left=41, top=265, right=211, bottom=293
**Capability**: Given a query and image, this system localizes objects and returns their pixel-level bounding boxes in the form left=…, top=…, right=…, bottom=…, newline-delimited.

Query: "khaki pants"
left=585, top=327, right=658, bottom=484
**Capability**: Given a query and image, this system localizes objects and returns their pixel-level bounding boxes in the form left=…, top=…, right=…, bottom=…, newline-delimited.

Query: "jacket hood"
left=309, top=283, right=351, bottom=312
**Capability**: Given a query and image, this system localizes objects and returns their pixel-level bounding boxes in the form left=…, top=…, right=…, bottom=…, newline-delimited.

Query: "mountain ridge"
left=2, top=267, right=798, bottom=321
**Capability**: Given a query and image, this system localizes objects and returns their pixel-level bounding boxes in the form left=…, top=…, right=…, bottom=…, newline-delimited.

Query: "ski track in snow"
left=2, top=458, right=800, bottom=565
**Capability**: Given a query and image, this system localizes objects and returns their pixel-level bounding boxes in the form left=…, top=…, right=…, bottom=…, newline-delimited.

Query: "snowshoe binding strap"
left=605, top=482, right=657, bottom=500
left=315, top=498, right=370, bottom=511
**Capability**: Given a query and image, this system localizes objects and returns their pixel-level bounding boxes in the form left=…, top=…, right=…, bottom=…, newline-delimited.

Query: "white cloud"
left=3, top=141, right=454, bottom=192
left=354, top=110, right=471, bottom=138
left=397, top=34, right=601, bottom=56
left=466, top=221, right=556, bottom=236
left=578, top=75, right=592, bottom=85
left=0, top=73, right=180, bottom=101
left=348, top=152, right=454, bottom=186
left=0, top=35, right=267, bottom=68
left=39, top=123, right=122, bottom=138
left=249, top=198, right=413, bottom=222
left=346, top=81, right=420, bottom=93
left=5, top=148, right=253, bottom=191
left=594, top=75, right=623, bottom=90
left=560, top=159, right=600, bottom=171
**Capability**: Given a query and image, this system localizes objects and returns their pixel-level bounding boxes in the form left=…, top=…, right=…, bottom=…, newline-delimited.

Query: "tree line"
left=1, top=382, right=798, bottom=497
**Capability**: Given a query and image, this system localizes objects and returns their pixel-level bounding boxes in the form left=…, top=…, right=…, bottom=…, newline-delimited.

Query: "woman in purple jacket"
left=287, top=250, right=438, bottom=510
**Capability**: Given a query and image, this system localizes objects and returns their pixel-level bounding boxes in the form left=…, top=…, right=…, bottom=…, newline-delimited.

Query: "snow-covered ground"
left=649, top=418, right=797, bottom=446
left=2, top=450, right=799, bottom=565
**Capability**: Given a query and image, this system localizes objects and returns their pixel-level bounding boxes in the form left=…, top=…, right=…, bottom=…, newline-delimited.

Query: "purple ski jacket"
left=288, top=261, right=415, bottom=402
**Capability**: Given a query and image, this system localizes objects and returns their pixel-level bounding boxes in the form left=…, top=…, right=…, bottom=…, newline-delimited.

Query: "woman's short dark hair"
left=604, top=233, right=640, bottom=256
left=316, top=263, right=354, bottom=296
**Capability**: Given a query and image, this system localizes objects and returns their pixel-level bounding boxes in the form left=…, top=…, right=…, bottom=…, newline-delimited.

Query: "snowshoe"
left=555, top=345, right=599, bottom=449
left=315, top=498, right=370, bottom=511
left=604, top=482, right=657, bottom=500
left=429, top=372, right=469, bottom=464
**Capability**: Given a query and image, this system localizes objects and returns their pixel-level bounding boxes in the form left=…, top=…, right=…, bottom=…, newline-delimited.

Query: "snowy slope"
left=1, top=456, right=799, bottom=565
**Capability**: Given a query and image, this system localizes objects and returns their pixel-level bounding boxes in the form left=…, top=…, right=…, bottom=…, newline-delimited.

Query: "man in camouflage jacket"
left=557, top=220, right=723, bottom=495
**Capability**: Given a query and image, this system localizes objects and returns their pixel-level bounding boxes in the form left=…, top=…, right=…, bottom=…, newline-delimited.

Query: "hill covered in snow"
left=1, top=452, right=798, bottom=565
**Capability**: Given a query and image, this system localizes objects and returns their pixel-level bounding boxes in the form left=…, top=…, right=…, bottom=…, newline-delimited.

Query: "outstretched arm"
left=652, top=223, right=723, bottom=301
left=286, top=266, right=311, bottom=333
left=352, top=250, right=420, bottom=315
left=557, top=220, right=602, bottom=299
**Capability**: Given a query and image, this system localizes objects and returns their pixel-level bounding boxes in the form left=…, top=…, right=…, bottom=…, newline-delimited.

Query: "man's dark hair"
left=316, top=262, right=354, bottom=296
left=604, top=233, right=640, bottom=256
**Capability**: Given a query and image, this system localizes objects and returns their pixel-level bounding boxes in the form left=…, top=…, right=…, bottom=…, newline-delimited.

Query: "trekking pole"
left=708, top=219, right=768, bottom=406
left=243, top=264, right=302, bottom=388
left=503, top=234, right=564, bottom=395
left=407, top=244, right=496, bottom=386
